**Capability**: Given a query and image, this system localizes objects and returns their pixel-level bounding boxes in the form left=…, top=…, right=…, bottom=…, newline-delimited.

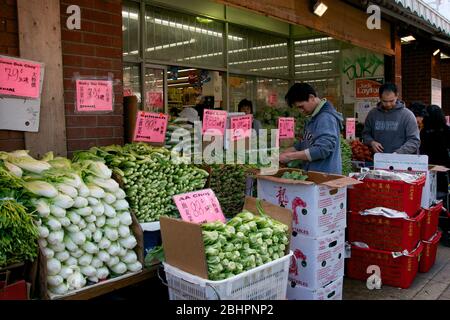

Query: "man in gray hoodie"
left=362, top=83, right=420, bottom=154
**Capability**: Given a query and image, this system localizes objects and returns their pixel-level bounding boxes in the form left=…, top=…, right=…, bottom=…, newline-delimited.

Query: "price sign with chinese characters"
left=202, top=109, right=227, bottom=136
left=230, top=114, right=252, bottom=141
left=173, top=189, right=225, bottom=224
left=133, top=111, right=168, bottom=143
left=346, top=118, right=356, bottom=140
left=278, top=117, right=295, bottom=139
left=0, top=56, right=41, bottom=99
left=76, top=79, right=113, bottom=112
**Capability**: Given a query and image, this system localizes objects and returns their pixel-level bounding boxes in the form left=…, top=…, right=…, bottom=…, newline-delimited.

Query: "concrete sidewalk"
left=343, top=244, right=450, bottom=300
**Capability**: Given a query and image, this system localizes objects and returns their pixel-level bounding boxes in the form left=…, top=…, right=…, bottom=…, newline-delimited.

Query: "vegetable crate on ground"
left=346, top=243, right=423, bottom=289
left=162, top=252, right=292, bottom=300
left=419, top=231, right=442, bottom=273
left=347, top=210, right=425, bottom=252
left=348, top=175, right=426, bottom=217
left=421, top=201, right=444, bottom=241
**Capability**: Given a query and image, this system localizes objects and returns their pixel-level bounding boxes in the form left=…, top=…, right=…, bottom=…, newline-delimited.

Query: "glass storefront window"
left=123, top=64, right=142, bottom=105
left=144, top=66, right=166, bottom=113
left=145, top=6, right=225, bottom=69
left=122, top=2, right=140, bottom=59
left=228, top=24, right=289, bottom=79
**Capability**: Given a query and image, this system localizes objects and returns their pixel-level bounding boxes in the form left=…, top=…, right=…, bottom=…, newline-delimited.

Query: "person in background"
left=409, top=101, right=427, bottom=131
left=238, top=99, right=263, bottom=135
left=362, top=83, right=420, bottom=154
left=279, top=83, right=343, bottom=174
left=194, top=95, right=207, bottom=121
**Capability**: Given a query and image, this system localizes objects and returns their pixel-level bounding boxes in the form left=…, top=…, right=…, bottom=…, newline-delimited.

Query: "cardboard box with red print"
left=287, top=277, right=343, bottom=300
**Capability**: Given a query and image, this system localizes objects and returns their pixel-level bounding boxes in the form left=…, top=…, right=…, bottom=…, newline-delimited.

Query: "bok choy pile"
left=202, top=204, right=289, bottom=281
left=75, top=143, right=209, bottom=222
left=1, top=150, right=142, bottom=296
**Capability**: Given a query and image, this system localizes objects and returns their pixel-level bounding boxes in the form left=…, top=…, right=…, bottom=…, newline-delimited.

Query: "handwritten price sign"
left=0, top=56, right=41, bottom=99
left=133, top=111, right=168, bottom=143
left=202, top=109, right=227, bottom=136
left=278, top=117, right=295, bottom=139
left=173, top=189, right=225, bottom=224
left=76, top=80, right=113, bottom=112
left=230, top=114, right=252, bottom=141
left=346, top=118, right=356, bottom=140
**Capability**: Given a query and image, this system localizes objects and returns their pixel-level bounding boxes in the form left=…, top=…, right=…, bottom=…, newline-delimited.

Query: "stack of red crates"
left=346, top=174, right=426, bottom=289
left=419, top=201, right=444, bottom=273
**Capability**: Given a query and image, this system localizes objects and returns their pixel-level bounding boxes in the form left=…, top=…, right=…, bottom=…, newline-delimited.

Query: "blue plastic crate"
left=140, top=222, right=162, bottom=256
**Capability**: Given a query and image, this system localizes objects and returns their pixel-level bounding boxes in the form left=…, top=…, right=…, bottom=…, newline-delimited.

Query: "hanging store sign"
left=355, top=78, right=383, bottom=99
left=75, top=79, right=113, bottom=112
left=278, top=117, right=295, bottom=139
left=202, top=109, right=227, bottom=136
left=173, top=189, right=225, bottom=224
left=230, top=114, right=252, bottom=141
left=0, top=56, right=41, bottom=99
left=133, top=111, right=168, bottom=143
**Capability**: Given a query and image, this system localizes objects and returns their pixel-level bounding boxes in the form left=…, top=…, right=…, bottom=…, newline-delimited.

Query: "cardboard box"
left=287, top=277, right=343, bottom=300
left=288, top=229, right=345, bottom=289
left=373, top=154, right=449, bottom=209
left=160, top=196, right=292, bottom=279
left=257, top=169, right=361, bottom=237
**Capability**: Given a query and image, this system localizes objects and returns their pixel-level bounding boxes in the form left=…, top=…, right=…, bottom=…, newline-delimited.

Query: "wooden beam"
left=17, top=0, right=67, bottom=158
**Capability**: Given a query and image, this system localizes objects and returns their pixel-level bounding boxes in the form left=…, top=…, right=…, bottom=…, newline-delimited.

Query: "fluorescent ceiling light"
left=295, top=68, right=333, bottom=74
left=295, top=37, right=332, bottom=45
left=295, top=61, right=333, bottom=68
left=313, top=1, right=328, bottom=17
left=146, top=39, right=196, bottom=52
left=441, top=53, right=450, bottom=59
left=295, top=50, right=340, bottom=57
left=401, top=35, right=416, bottom=43
left=249, top=66, right=288, bottom=72
left=433, top=49, right=440, bottom=56
left=229, top=56, right=288, bottom=65
left=123, top=50, right=139, bottom=56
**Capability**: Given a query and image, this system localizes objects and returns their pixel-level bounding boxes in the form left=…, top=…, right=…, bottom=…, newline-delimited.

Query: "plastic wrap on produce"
left=350, top=169, right=425, bottom=183
left=360, top=207, right=409, bottom=219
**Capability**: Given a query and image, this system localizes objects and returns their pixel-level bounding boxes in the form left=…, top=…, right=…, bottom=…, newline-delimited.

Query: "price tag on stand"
left=76, top=79, right=113, bottom=112
left=278, top=117, right=295, bottom=139
left=0, top=56, right=41, bottom=99
left=173, top=189, right=225, bottom=224
left=202, top=109, right=227, bottom=136
left=346, top=118, right=356, bottom=140
left=133, top=111, right=168, bottom=143
left=230, top=114, right=252, bottom=141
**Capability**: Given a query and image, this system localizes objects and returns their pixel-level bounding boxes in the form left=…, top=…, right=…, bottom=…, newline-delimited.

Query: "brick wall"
left=442, top=59, right=450, bottom=115
left=401, top=42, right=434, bottom=106
left=0, top=0, right=25, bottom=151
left=60, top=0, right=123, bottom=157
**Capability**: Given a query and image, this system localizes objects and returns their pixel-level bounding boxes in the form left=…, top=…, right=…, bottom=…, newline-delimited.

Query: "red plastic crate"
left=419, top=231, right=442, bottom=273
left=421, top=202, right=444, bottom=241
left=348, top=175, right=426, bottom=217
left=346, top=243, right=423, bottom=289
left=348, top=209, right=425, bottom=252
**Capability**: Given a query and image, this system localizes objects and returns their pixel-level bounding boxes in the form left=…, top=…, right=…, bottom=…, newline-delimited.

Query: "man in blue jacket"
left=279, top=83, right=343, bottom=174
left=362, top=83, right=420, bottom=154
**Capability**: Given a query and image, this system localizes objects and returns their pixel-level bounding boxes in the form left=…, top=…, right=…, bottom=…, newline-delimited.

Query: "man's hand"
left=279, top=152, right=292, bottom=164
left=370, top=141, right=384, bottom=153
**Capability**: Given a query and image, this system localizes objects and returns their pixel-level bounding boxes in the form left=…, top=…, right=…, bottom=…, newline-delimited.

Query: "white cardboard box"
left=288, top=229, right=345, bottom=289
left=374, top=154, right=449, bottom=209
left=257, top=169, right=360, bottom=237
left=287, top=277, right=343, bottom=300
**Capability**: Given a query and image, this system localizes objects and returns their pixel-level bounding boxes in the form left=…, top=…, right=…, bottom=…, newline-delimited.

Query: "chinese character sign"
left=0, top=56, right=41, bottom=99
left=278, top=117, right=295, bottom=139
left=346, top=118, right=356, bottom=140
left=230, top=114, right=252, bottom=141
left=76, top=79, right=113, bottom=112
left=146, top=91, right=163, bottom=110
left=133, top=111, right=168, bottom=143
left=173, top=189, right=225, bottom=224
left=202, top=109, right=227, bottom=136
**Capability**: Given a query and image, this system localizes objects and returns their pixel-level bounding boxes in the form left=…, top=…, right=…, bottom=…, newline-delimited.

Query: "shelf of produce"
left=58, top=267, right=158, bottom=300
